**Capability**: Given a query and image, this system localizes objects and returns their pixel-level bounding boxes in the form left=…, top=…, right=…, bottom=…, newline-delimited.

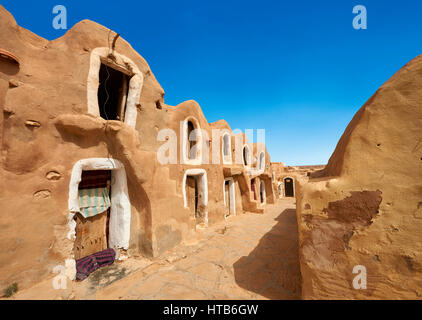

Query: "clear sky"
left=2, top=0, right=421, bottom=165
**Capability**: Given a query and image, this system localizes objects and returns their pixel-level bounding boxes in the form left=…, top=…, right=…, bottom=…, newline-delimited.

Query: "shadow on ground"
left=233, top=208, right=302, bottom=299
left=87, top=263, right=128, bottom=291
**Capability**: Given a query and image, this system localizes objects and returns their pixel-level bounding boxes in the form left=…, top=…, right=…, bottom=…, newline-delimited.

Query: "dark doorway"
left=186, top=176, right=199, bottom=220
left=251, top=178, right=257, bottom=200
left=74, top=170, right=112, bottom=260
left=98, top=63, right=130, bottom=121
left=187, top=121, right=196, bottom=159
left=243, top=147, right=248, bottom=166
left=284, top=178, right=294, bottom=197
left=224, top=180, right=230, bottom=216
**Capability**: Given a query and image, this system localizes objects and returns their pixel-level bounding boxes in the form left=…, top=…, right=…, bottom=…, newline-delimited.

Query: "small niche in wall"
left=0, top=49, right=20, bottom=76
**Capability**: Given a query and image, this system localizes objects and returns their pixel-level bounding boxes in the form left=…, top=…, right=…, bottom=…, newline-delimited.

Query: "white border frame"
left=68, top=158, right=131, bottom=249
left=87, top=47, right=144, bottom=128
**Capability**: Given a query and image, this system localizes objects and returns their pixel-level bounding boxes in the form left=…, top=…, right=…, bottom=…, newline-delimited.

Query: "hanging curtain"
left=78, top=187, right=111, bottom=218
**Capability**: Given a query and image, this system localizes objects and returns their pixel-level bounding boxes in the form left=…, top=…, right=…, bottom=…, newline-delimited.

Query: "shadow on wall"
left=233, top=209, right=302, bottom=299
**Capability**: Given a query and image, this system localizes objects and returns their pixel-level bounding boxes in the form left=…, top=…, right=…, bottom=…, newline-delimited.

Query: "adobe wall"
left=0, top=5, right=166, bottom=291
left=0, top=5, right=276, bottom=292
left=296, top=55, right=422, bottom=299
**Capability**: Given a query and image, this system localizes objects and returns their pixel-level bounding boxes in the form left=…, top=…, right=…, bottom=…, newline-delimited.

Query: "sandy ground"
left=10, top=199, right=301, bottom=300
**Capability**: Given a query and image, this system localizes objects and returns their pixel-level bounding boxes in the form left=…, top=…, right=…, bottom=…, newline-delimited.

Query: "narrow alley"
left=94, top=198, right=301, bottom=300
left=12, top=199, right=301, bottom=300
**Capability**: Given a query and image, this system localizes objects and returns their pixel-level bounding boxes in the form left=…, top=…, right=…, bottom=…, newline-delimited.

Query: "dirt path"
left=95, top=198, right=301, bottom=300
left=12, top=199, right=301, bottom=300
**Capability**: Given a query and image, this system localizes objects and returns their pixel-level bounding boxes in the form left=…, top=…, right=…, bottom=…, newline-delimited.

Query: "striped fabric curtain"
left=78, top=187, right=111, bottom=218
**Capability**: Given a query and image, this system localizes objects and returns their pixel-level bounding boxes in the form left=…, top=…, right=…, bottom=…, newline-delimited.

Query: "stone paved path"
left=95, top=198, right=301, bottom=300
left=12, top=199, right=301, bottom=300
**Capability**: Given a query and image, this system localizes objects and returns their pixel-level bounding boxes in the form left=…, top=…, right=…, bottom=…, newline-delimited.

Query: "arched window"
left=222, top=133, right=231, bottom=164
left=187, top=121, right=196, bottom=160
left=223, top=134, right=229, bottom=156
left=182, top=117, right=202, bottom=165
left=259, top=152, right=265, bottom=170
left=243, top=145, right=250, bottom=166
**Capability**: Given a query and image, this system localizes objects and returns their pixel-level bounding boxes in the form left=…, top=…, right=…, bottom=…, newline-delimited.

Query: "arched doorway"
left=67, top=158, right=131, bottom=278
left=284, top=177, right=294, bottom=197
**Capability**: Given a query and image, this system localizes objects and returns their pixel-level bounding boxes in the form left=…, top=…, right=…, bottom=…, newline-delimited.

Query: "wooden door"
left=74, top=170, right=111, bottom=260
left=74, top=211, right=108, bottom=260
left=186, top=176, right=197, bottom=219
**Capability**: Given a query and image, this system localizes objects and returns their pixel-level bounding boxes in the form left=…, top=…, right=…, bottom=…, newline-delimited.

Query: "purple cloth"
left=76, top=248, right=116, bottom=281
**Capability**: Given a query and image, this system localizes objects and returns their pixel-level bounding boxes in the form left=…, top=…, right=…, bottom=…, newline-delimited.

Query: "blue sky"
left=2, top=0, right=421, bottom=165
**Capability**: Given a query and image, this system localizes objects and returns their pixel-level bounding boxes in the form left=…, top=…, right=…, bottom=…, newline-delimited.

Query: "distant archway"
left=284, top=177, right=294, bottom=197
